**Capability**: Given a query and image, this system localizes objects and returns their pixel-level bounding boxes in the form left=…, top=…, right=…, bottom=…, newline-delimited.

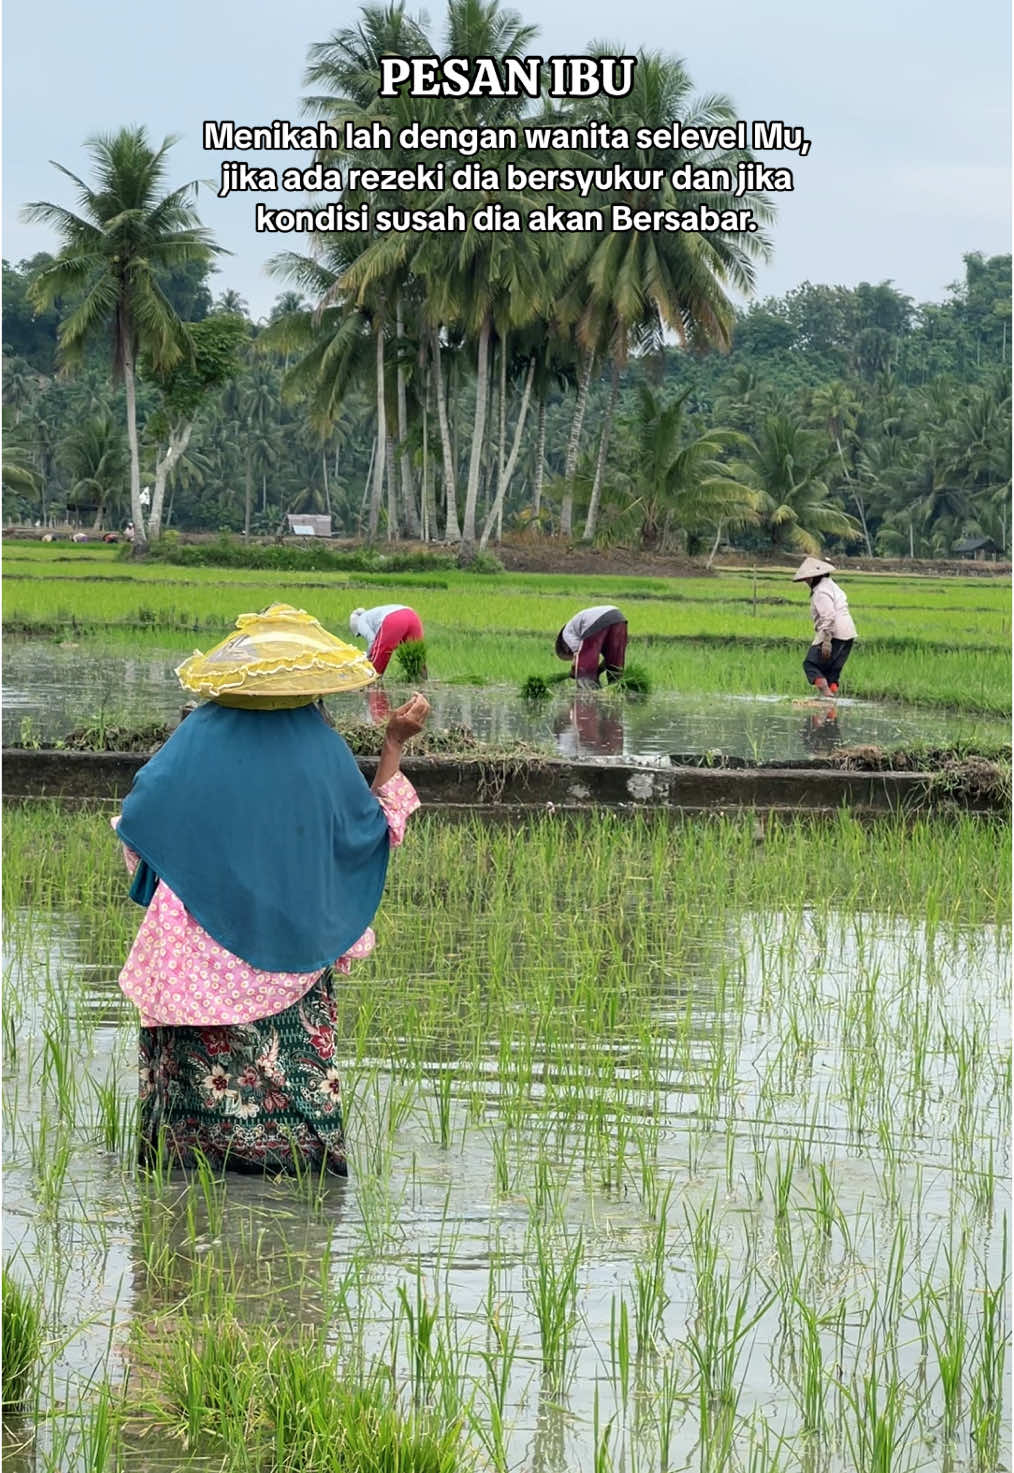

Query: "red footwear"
left=829, top=683, right=839, bottom=694
left=813, top=677, right=830, bottom=697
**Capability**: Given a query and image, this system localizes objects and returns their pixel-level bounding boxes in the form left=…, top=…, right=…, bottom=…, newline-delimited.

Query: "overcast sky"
left=4, top=0, right=1010, bottom=320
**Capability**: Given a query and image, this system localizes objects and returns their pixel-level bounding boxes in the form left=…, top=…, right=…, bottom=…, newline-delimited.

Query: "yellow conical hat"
left=176, top=603, right=378, bottom=707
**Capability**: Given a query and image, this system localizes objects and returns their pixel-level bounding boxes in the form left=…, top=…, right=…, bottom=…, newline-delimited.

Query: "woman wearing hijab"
left=348, top=604, right=425, bottom=676
left=554, top=605, right=628, bottom=688
left=793, top=557, right=858, bottom=697
left=112, top=604, right=429, bottom=1177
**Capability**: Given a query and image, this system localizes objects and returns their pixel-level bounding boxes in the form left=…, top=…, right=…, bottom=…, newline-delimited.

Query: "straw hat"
left=792, top=557, right=836, bottom=582
left=176, top=603, right=378, bottom=707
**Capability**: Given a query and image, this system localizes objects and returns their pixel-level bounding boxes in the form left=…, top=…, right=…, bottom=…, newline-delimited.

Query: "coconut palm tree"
left=310, top=0, right=548, bottom=558
left=58, top=412, right=127, bottom=528
left=809, top=380, right=871, bottom=552
left=621, top=384, right=758, bottom=549
left=214, top=289, right=248, bottom=317
left=1, top=409, right=41, bottom=514
left=23, top=128, right=220, bottom=551
left=558, top=48, right=775, bottom=538
left=734, top=412, right=862, bottom=553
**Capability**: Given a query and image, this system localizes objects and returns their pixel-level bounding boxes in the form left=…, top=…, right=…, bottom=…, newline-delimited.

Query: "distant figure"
left=349, top=605, right=424, bottom=676
left=102, top=532, right=119, bottom=544
left=793, top=557, right=858, bottom=698
left=555, top=605, right=628, bottom=689
left=72, top=532, right=88, bottom=543
left=124, top=521, right=135, bottom=543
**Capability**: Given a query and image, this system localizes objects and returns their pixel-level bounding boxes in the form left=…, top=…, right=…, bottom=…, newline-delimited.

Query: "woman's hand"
left=385, top=693, right=430, bottom=746
left=372, top=694, right=429, bottom=792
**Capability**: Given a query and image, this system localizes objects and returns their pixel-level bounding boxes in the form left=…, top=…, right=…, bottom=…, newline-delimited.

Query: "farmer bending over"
left=794, top=558, right=857, bottom=698
left=349, top=605, right=425, bottom=677
left=555, top=605, right=628, bottom=689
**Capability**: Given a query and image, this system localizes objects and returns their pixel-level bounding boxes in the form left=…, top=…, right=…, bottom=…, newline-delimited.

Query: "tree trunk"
left=149, top=421, right=194, bottom=541
left=421, top=388, right=437, bottom=543
left=560, top=352, right=594, bottom=538
left=385, top=431, right=399, bottom=540
left=581, top=361, right=619, bottom=542
left=705, top=520, right=724, bottom=569
left=244, top=449, right=253, bottom=538
left=322, top=449, right=331, bottom=518
left=396, top=298, right=419, bottom=536
left=122, top=345, right=146, bottom=553
left=359, top=436, right=376, bottom=538
left=460, top=315, right=492, bottom=560
left=432, top=329, right=460, bottom=542
left=497, top=335, right=506, bottom=501
left=479, top=357, right=535, bottom=552
left=833, top=433, right=873, bottom=556
left=368, top=324, right=386, bottom=542
left=533, top=390, right=546, bottom=519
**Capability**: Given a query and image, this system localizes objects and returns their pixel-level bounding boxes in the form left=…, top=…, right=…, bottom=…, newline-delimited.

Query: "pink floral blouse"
left=114, top=772, right=419, bottom=1028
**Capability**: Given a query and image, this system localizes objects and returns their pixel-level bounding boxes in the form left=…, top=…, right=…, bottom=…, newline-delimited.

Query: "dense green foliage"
left=2, top=3, right=1009, bottom=562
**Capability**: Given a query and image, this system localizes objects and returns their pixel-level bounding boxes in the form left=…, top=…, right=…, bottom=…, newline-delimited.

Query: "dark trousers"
left=803, top=638, right=853, bottom=688
left=575, top=621, right=628, bottom=685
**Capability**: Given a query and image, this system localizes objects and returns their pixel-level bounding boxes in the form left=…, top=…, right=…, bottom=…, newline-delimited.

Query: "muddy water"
left=4, top=640, right=1007, bottom=761
left=3, top=903, right=1009, bottom=1472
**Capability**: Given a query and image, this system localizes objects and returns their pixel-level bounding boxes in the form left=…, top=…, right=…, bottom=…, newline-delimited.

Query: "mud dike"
left=3, top=748, right=1005, bottom=815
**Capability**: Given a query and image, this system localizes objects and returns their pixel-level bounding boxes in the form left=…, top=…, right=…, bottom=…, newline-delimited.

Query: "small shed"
left=952, top=535, right=1000, bottom=562
left=286, top=514, right=332, bottom=538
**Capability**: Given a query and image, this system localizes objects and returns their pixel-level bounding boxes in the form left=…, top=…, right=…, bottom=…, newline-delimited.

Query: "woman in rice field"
left=555, top=605, right=628, bottom=688
left=111, top=603, right=428, bottom=1177
left=793, top=557, right=858, bottom=698
left=348, top=604, right=425, bottom=676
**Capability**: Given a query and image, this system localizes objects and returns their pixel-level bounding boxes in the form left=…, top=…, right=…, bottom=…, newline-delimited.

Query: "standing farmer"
left=555, top=605, right=628, bottom=689
left=112, top=603, right=429, bottom=1177
left=794, top=557, right=858, bottom=697
left=349, top=605, right=425, bottom=676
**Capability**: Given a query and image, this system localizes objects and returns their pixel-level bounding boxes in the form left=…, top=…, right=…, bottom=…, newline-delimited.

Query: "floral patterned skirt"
left=138, top=969, right=347, bottom=1176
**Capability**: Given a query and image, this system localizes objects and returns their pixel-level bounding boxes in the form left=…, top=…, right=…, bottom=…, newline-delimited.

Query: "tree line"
left=2, top=0, right=1010, bottom=560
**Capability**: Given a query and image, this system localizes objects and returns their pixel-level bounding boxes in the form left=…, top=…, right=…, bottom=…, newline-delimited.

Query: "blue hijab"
left=116, top=703, right=391, bottom=974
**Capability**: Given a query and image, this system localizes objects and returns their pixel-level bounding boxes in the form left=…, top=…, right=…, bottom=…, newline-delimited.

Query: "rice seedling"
left=632, top=1193, right=671, bottom=1355
left=394, top=638, right=429, bottom=682
left=2, top=799, right=1009, bottom=1469
left=1, top=1269, right=44, bottom=1415
left=526, top=1223, right=583, bottom=1394
left=5, top=554, right=1010, bottom=712
left=613, top=662, right=652, bottom=695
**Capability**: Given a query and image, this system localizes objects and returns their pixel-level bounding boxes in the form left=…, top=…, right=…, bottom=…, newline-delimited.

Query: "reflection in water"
left=4, top=639, right=1008, bottom=762
left=554, top=694, right=625, bottom=758
left=800, top=703, right=844, bottom=756
left=366, top=687, right=393, bottom=725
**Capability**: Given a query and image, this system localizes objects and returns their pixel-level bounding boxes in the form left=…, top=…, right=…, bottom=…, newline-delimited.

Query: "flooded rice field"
left=4, top=640, right=1008, bottom=761
left=2, top=809, right=1009, bottom=1472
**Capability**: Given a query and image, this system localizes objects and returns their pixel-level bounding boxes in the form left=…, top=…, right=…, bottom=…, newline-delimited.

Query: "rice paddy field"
left=2, top=544, right=1011, bottom=1471
left=2, top=807, right=1010, bottom=1471
left=3, top=542, right=1011, bottom=716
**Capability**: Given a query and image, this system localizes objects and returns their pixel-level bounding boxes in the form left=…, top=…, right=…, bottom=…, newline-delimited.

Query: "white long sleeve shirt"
left=810, top=579, right=857, bottom=642
left=558, top=605, right=624, bottom=654
left=352, top=605, right=407, bottom=645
